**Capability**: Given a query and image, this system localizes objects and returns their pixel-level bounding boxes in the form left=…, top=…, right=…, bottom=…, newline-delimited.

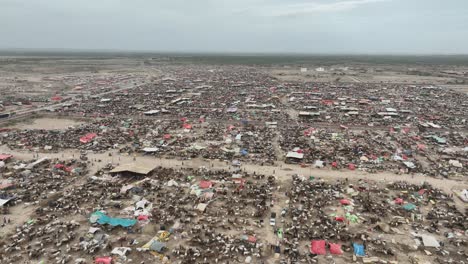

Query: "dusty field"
left=6, top=117, right=85, bottom=130
left=268, top=68, right=458, bottom=84
left=442, top=84, right=468, bottom=94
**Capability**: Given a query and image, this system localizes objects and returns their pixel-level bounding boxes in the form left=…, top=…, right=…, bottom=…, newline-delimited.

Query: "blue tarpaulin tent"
left=353, top=243, right=365, bottom=256
left=240, top=149, right=248, bottom=156
left=90, top=211, right=137, bottom=227
left=402, top=203, right=417, bottom=211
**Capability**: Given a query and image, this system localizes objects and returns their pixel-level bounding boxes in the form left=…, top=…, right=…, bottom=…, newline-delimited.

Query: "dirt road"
left=2, top=145, right=466, bottom=208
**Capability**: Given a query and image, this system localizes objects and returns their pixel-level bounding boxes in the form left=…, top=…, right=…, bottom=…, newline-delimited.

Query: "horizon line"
left=1, top=48, right=468, bottom=57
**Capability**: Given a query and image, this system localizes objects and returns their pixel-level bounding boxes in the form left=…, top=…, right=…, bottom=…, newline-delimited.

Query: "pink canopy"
left=310, top=240, right=326, bottom=255
left=330, top=243, right=343, bottom=255
left=80, top=133, right=97, bottom=144
left=95, top=256, right=112, bottom=264
left=340, top=199, right=351, bottom=205
left=0, top=154, right=13, bottom=161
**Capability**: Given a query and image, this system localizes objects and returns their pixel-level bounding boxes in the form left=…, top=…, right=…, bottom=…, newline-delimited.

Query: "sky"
left=1, top=0, right=468, bottom=54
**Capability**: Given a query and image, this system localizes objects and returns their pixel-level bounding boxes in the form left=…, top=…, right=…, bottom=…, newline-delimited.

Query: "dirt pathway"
left=1, top=144, right=466, bottom=212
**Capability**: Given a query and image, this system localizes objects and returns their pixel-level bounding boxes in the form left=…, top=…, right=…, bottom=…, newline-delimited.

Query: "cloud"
left=251, top=0, right=390, bottom=17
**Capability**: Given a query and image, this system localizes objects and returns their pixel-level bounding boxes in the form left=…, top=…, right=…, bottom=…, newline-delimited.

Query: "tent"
left=199, top=181, right=213, bottom=189
left=310, top=240, right=326, bottom=255
left=346, top=213, right=359, bottom=223
left=240, top=149, right=248, bottom=156
left=353, top=243, right=365, bottom=256
left=402, top=203, right=416, bottom=211
left=241, top=235, right=257, bottom=243
left=329, top=243, right=343, bottom=255
left=80, top=133, right=97, bottom=144
left=394, top=198, right=404, bottom=205
left=340, top=199, right=351, bottom=205
left=95, top=257, right=112, bottom=264
left=150, top=241, right=166, bottom=252
left=0, top=154, right=13, bottom=161
left=348, top=163, right=356, bottom=170
left=163, top=134, right=171, bottom=140
left=90, top=211, right=137, bottom=227
left=182, top=123, right=192, bottom=129
left=335, top=216, right=345, bottom=222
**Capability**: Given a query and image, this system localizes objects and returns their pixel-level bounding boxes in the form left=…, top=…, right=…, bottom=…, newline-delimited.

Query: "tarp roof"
left=110, top=163, right=156, bottom=175
left=90, top=211, right=137, bottom=227
left=310, top=240, right=326, bottom=255
left=0, top=154, right=13, bottom=161
left=353, top=243, right=365, bottom=256
left=286, top=151, right=304, bottom=159
left=142, top=147, right=159, bottom=153
left=420, top=234, right=440, bottom=248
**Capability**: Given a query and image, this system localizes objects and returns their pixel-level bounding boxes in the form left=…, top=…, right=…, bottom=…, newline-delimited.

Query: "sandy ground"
left=6, top=117, right=85, bottom=130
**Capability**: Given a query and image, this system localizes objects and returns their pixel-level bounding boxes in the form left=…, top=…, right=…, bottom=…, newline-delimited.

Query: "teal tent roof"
left=90, top=211, right=137, bottom=227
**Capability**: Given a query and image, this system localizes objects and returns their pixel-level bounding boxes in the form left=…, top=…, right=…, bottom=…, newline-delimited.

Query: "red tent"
left=163, top=134, right=171, bottom=140
left=0, top=154, right=13, bottom=161
left=180, top=117, right=187, bottom=122
left=310, top=240, right=326, bottom=255
left=331, top=161, right=338, bottom=168
left=340, top=199, right=351, bottom=205
left=182, top=123, right=192, bottom=129
left=137, top=215, right=149, bottom=221
left=321, top=100, right=334, bottom=106
left=54, top=164, right=65, bottom=169
left=80, top=133, right=97, bottom=144
left=394, top=198, right=404, bottom=205
left=329, top=243, right=343, bottom=255
left=199, top=181, right=213, bottom=189
left=95, top=257, right=112, bottom=264
left=247, top=235, right=257, bottom=243
left=348, top=163, right=356, bottom=170
left=335, top=216, right=345, bottom=222
left=51, top=96, right=63, bottom=101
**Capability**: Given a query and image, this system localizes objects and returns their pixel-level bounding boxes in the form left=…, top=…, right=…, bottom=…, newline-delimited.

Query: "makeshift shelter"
left=110, top=163, right=156, bottom=176
left=196, top=203, right=208, bottom=212
left=340, top=199, right=351, bottom=205
left=80, top=133, right=97, bottom=144
left=310, top=240, right=326, bottom=255
left=0, top=154, right=13, bottom=161
left=329, top=243, right=343, bottom=255
left=0, top=197, right=14, bottom=207
left=150, top=241, right=166, bottom=253
left=353, top=243, right=365, bottom=256
left=95, top=257, right=112, bottom=264
left=394, top=198, right=404, bottom=205
left=286, top=151, right=304, bottom=163
left=420, top=234, right=441, bottom=248
left=90, top=211, right=137, bottom=227
left=199, top=181, right=213, bottom=189
left=142, top=147, right=159, bottom=153
left=402, top=203, right=416, bottom=211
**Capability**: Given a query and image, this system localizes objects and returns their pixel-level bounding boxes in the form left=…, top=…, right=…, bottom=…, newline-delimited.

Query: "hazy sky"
left=1, top=0, right=467, bottom=54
